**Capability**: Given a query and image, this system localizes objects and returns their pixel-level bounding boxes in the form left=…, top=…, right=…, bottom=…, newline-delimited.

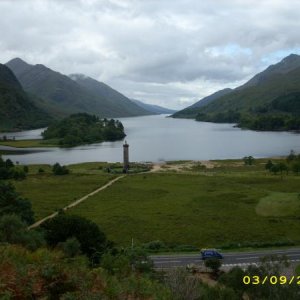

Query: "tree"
left=41, top=214, right=108, bottom=261
left=0, top=156, right=26, bottom=180
left=265, top=160, right=273, bottom=170
left=0, top=181, right=34, bottom=224
left=292, top=161, right=300, bottom=175
left=286, top=150, right=296, bottom=163
left=243, top=156, right=255, bottom=166
left=270, top=164, right=280, bottom=175
left=23, top=165, right=29, bottom=173
left=278, top=162, right=289, bottom=179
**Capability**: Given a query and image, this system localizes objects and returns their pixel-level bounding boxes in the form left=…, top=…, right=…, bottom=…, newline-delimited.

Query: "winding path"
left=28, top=175, right=125, bottom=229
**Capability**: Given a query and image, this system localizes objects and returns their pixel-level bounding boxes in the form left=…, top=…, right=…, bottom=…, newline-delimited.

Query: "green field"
left=14, top=171, right=115, bottom=220
left=11, top=160, right=300, bottom=249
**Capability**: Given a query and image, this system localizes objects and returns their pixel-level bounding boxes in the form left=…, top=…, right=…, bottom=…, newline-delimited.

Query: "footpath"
left=28, top=175, right=125, bottom=229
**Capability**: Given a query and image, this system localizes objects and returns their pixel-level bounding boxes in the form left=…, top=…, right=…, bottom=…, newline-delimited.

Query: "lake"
left=1, top=114, right=300, bottom=164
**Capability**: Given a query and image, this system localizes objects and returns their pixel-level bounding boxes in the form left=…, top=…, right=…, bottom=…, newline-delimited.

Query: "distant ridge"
left=6, top=58, right=152, bottom=118
left=69, top=74, right=151, bottom=117
left=172, top=88, right=232, bottom=118
left=131, top=99, right=177, bottom=114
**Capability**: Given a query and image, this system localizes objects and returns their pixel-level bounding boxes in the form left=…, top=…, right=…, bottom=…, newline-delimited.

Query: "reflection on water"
left=2, top=115, right=300, bottom=164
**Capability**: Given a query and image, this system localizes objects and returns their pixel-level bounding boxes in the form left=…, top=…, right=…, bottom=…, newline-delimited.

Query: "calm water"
left=1, top=115, right=300, bottom=164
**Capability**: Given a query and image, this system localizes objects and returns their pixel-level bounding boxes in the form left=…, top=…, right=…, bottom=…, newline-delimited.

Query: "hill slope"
left=0, top=64, right=51, bottom=131
left=69, top=74, right=151, bottom=117
left=6, top=58, right=151, bottom=118
left=173, top=54, right=300, bottom=130
left=131, top=99, right=176, bottom=114
left=172, top=88, right=232, bottom=118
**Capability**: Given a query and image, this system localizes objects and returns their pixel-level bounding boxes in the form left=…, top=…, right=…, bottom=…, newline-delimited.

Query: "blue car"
left=201, top=249, right=223, bottom=260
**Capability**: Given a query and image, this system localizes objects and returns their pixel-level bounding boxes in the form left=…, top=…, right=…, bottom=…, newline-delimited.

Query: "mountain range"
left=6, top=58, right=152, bottom=118
left=173, top=54, right=300, bottom=130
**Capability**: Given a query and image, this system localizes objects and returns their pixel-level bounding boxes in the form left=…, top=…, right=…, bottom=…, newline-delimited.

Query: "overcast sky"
left=1, top=0, right=300, bottom=109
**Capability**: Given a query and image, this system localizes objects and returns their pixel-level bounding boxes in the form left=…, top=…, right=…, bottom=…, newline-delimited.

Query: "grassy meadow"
left=9, top=159, right=300, bottom=250
left=13, top=163, right=116, bottom=219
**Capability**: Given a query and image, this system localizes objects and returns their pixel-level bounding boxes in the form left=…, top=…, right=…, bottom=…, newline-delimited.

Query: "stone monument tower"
left=123, top=141, right=129, bottom=172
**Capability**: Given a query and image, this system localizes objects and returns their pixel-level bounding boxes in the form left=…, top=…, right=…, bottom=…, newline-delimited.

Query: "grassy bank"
left=0, top=139, right=58, bottom=148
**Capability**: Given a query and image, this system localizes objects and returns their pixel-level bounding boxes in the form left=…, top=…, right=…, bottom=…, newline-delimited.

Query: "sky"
left=1, top=0, right=300, bottom=109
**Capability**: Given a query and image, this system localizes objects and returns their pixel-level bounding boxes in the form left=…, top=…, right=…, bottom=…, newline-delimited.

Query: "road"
left=151, top=248, right=300, bottom=269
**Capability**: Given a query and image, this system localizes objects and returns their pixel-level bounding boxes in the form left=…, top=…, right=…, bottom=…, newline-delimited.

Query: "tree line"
left=42, top=113, right=126, bottom=147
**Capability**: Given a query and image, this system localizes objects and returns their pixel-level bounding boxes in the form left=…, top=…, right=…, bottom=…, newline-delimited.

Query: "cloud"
left=1, top=0, right=300, bottom=109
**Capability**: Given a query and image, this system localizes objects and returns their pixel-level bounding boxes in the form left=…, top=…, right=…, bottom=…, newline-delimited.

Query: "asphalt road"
left=151, top=248, right=300, bottom=269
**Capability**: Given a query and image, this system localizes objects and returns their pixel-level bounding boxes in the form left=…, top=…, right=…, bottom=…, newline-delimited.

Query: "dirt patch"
left=150, top=160, right=217, bottom=173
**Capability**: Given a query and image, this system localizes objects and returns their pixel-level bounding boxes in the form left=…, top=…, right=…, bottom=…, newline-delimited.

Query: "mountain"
left=172, top=54, right=300, bottom=130
left=0, top=64, right=51, bottom=131
left=6, top=58, right=151, bottom=118
left=238, top=53, right=300, bottom=89
left=69, top=74, right=151, bottom=117
left=172, top=88, right=232, bottom=118
left=131, top=99, right=177, bottom=114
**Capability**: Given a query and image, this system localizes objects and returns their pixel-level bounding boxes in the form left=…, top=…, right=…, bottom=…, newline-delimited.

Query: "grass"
left=0, top=139, right=58, bottom=148
left=11, top=160, right=300, bottom=250
left=13, top=171, right=115, bottom=220
left=68, top=170, right=300, bottom=248
left=256, top=192, right=300, bottom=217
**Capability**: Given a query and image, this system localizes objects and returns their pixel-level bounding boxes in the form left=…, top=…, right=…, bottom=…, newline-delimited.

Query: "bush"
left=52, top=163, right=69, bottom=175
left=144, top=240, right=166, bottom=251
left=0, top=181, right=34, bottom=224
left=204, top=258, right=222, bottom=276
left=0, top=214, right=45, bottom=250
left=0, top=156, right=27, bottom=180
left=165, top=268, right=203, bottom=300
left=13, top=169, right=26, bottom=180
left=41, top=214, right=107, bottom=262
left=61, top=237, right=81, bottom=258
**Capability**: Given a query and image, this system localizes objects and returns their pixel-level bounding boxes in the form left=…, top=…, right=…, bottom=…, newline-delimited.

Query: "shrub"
left=52, top=163, right=69, bottom=175
left=38, top=167, right=45, bottom=173
left=61, top=237, right=81, bottom=258
left=0, top=214, right=45, bottom=250
left=41, top=214, right=107, bottom=261
left=204, top=258, right=222, bottom=276
left=0, top=181, right=34, bottom=224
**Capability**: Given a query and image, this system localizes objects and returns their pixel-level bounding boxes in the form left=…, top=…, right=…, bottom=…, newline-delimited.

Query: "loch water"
left=1, top=115, right=300, bottom=164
